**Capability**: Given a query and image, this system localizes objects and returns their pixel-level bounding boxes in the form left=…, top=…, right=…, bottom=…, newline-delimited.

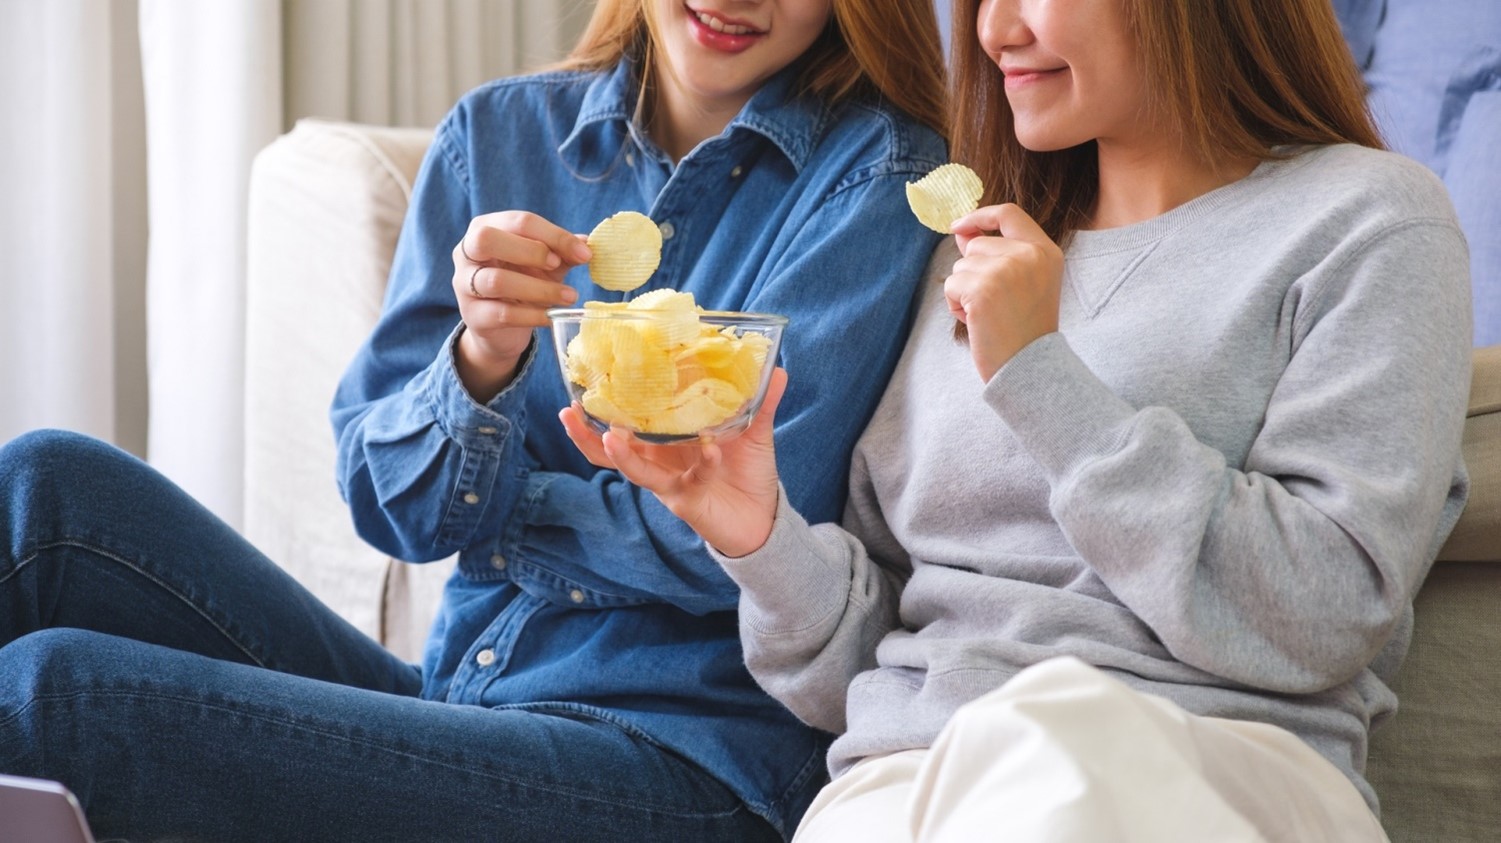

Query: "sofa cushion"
left=1368, top=562, right=1501, bottom=842
left=1438, top=344, right=1501, bottom=562
left=245, top=119, right=449, bottom=660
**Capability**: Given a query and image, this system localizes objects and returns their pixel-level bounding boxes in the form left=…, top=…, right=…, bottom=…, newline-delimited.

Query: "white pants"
left=795, top=658, right=1389, bottom=843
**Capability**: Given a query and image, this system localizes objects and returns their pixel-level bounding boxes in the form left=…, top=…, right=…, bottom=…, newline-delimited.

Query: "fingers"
left=559, top=405, right=614, bottom=468
left=951, top=203, right=1048, bottom=242
left=950, top=203, right=1053, bottom=257
left=456, top=211, right=593, bottom=271
left=466, top=264, right=580, bottom=305
left=600, top=429, right=705, bottom=495
left=747, top=368, right=789, bottom=441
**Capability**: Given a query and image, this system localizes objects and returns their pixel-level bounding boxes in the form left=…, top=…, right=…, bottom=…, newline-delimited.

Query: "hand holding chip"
left=560, top=367, right=788, bottom=559
left=945, top=203, right=1063, bottom=382
left=905, top=163, right=1064, bottom=382
left=453, top=211, right=589, bottom=399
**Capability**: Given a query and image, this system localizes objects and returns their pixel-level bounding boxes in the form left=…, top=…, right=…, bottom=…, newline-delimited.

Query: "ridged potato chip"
left=586, top=211, right=662, bottom=292
left=560, top=290, right=773, bottom=436
left=906, top=163, right=984, bottom=233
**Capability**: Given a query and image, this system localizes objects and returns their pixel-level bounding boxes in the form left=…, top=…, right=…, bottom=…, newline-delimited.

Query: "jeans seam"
left=9, top=540, right=267, bottom=669
left=5, top=687, right=751, bottom=821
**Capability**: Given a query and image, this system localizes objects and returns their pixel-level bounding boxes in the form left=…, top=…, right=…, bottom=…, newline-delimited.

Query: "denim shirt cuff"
left=427, top=323, right=542, bottom=453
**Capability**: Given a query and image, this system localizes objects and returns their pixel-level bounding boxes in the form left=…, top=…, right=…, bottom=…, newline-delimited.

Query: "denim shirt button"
left=658, top=221, right=675, bottom=241
left=475, top=648, right=496, bottom=667
left=569, top=589, right=585, bottom=604
left=463, top=492, right=480, bottom=505
left=730, top=165, right=743, bottom=179
left=625, top=150, right=635, bottom=166
left=490, top=554, right=507, bottom=571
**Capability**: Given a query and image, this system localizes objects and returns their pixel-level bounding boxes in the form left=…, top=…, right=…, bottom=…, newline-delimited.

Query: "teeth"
left=694, top=11, right=758, bottom=36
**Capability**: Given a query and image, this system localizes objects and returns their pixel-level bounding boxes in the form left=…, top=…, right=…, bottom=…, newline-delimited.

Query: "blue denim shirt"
left=331, top=58, right=945, bottom=836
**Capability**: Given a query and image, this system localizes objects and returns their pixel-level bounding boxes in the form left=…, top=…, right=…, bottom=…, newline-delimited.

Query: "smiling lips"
left=1001, top=65, right=1066, bottom=88
left=692, top=8, right=764, bottom=35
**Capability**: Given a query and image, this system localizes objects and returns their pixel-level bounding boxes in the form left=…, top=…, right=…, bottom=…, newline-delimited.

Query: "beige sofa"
left=244, top=119, right=1501, bottom=842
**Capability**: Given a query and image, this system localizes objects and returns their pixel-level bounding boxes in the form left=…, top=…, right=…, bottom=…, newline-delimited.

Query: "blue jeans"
left=0, top=430, right=780, bottom=842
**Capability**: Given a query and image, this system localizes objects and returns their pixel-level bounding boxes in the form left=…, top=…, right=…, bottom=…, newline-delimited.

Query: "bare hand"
left=453, top=211, right=591, bottom=398
left=946, top=204, right=1064, bottom=381
left=559, top=368, right=789, bottom=558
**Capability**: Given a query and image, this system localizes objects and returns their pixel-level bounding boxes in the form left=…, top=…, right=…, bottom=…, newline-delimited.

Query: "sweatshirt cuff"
left=710, top=486, right=849, bottom=634
left=983, top=332, right=1138, bottom=485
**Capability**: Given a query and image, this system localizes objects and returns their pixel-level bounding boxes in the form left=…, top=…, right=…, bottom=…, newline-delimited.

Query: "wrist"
left=455, top=328, right=523, bottom=401
left=707, top=488, right=778, bottom=559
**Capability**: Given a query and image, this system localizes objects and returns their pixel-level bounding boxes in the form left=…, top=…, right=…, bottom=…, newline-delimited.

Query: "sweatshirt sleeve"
left=712, top=468, right=909, bottom=734
left=985, top=218, right=1472, bottom=694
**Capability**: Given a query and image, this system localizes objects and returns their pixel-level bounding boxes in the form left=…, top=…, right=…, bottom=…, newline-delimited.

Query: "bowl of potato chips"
left=549, top=289, right=787, bottom=444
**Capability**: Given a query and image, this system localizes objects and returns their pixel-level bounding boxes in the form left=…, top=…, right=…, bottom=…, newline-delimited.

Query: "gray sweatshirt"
left=716, top=144, right=1473, bottom=812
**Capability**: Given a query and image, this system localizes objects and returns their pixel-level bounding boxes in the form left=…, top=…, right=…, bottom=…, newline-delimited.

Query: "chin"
left=1012, top=125, right=1087, bottom=154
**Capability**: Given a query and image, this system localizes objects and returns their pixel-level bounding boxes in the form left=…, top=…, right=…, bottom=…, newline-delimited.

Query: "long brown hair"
left=557, top=0, right=949, bottom=140
left=950, top=0, right=1384, bottom=243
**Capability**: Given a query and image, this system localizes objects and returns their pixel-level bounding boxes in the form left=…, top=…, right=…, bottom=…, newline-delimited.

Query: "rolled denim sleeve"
left=330, top=112, right=536, bottom=563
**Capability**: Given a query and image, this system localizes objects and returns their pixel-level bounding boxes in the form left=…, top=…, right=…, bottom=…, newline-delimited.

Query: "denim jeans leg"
left=0, top=429, right=418, bottom=694
left=0, top=432, right=781, bottom=841
left=0, top=629, right=780, bottom=842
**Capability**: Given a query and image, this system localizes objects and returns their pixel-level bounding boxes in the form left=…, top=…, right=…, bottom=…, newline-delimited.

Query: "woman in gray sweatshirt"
left=562, top=0, right=1472, bottom=839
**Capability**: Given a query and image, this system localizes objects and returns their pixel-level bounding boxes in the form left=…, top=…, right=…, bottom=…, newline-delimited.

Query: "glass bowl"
left=548, top=301, right=787, bottom=444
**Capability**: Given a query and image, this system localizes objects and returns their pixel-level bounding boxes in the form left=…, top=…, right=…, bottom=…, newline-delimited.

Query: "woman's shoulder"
left=1272, top=144, right=1458, bottom=224
left=438, top=68, right=604, bottom=140
left=457, top=68, right=600, bottom=113
left=809, top=96, right=949, bottom=182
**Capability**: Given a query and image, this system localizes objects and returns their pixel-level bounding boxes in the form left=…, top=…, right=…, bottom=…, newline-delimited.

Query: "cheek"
left=790, top=12, right=830, bottom=51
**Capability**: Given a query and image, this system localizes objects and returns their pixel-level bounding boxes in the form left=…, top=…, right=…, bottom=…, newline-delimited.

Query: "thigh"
left=793, top=750, right=925, bottom=843
left=0, top=429, right=416, bottom=695
left=0, top=629, right=780, bottom=843
left=911, top=657, right=1389, bottom=843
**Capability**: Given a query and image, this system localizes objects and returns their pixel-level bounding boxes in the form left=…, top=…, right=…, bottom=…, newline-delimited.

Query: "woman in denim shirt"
left=0, top=1, right=946, bottom=841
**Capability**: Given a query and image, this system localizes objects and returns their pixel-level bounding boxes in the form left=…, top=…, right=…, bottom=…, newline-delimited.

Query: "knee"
left=0, top=628, right=108, bottom=703
left=1, top=429, right=122, bottom=483
left=0, top=629, right=124, bottom=783
left=0, top=429, right=140, bottom=518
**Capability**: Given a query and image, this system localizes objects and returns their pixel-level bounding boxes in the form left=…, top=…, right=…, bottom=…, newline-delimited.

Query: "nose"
left=977, top=0, right=1028, bottom=59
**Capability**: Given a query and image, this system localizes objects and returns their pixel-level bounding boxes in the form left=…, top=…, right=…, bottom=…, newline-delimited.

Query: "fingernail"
left=545, top=252, right=561, bottom=269
left=558, top=286, right=578, bottom=304
left=573, top=243, right=592, bottom=263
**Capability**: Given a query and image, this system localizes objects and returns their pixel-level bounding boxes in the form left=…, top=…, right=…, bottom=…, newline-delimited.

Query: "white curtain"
left=139, top=1, right=592, bottom=528
left=0, top=0, right=591, bottom=529
left=0, top=0, right=149, bottom=456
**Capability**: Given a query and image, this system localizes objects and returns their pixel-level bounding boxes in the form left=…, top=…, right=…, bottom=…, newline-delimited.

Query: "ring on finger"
left=469, top=264, right=485, bottom=298
left=460, top=239, right=477, bottom=263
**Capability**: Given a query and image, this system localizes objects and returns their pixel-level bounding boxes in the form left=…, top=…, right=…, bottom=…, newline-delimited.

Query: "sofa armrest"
left=1437, top=343, right=1501, bottom=563
left=244, top=119, right=451, bottom=661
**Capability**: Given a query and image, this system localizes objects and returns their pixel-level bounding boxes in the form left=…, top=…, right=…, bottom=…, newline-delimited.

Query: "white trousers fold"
left=795, top=658, right=1388, bottom=843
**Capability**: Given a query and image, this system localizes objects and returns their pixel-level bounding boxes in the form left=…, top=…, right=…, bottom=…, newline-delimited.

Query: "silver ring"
left=469, top=264, right=485, bottom=298
left=460, top=240, right=477, bottom=263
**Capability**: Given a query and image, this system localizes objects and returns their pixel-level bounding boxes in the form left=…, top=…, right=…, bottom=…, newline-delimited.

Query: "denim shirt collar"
left=557, top=57, right=829, bottom=173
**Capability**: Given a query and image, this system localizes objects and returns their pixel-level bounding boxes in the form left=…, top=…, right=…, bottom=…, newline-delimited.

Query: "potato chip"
left=906, top=163, right=984, bottom=233
left=606, top=329, right=676, bottom=417
left=561, top=289, right=772, bottom=436
left=627, top=288, right=692, bottom=312
left=586, top=211, right=662, bottom=292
